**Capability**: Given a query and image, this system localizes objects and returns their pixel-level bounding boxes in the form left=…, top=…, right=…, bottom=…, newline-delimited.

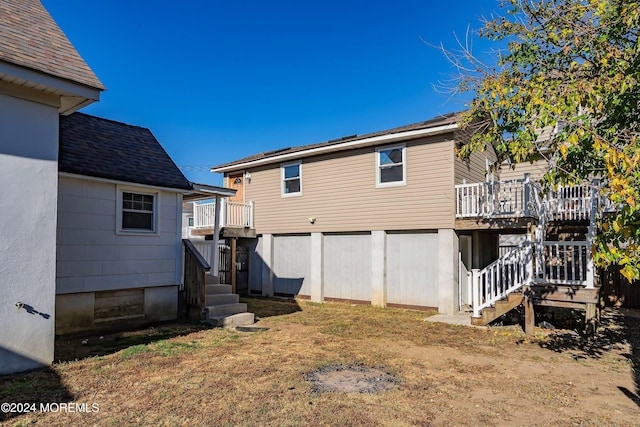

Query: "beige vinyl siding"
left=499, top=159, right=549, bottom=182
left=454, top=149, right=495, bottom=185
left=242, top=135, right=456, bottom=234
left=453, top=126, right=498, bottom=184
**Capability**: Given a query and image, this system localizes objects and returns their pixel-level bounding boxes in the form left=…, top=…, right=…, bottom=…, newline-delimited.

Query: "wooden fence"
left=600, top=266, right=640, bottom=309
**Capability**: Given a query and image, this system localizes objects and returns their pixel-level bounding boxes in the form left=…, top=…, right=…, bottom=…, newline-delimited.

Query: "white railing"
left=551, top=185, right=593, bottom=221
left=193, top=201, right=218, bottom=228
left=471, top=244, right=533, bottom=317
left=222, top=200, right=254, bottom=228
left=455, top=178, right=604, bottom=221
left=193, top=200, right=254, bottom=229
left=456, top=177, right=537, bottom=218
left=534, top=241, right=590, bottom=286
left=471, top=240, right=593, bottom=317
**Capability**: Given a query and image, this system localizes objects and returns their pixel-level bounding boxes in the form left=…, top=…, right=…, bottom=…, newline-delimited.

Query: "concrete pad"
left=423, top=312, right=485, bottom=328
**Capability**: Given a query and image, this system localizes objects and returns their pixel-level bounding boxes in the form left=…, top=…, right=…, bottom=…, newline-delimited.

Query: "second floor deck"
left=455, top=176, right=607, bottom=228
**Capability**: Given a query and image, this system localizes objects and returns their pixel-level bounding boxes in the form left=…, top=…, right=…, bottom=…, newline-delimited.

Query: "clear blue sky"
left=42, top=0, right=499, bottom=185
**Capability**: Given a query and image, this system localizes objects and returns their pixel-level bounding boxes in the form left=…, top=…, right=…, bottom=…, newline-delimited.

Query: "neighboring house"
left=55, top=113, right=193, bottom=334
left=0, top=0, right=241, bottom=375
left=0, top=0, right=104, bottom=375
left=207, top=113, right=606, bottom=329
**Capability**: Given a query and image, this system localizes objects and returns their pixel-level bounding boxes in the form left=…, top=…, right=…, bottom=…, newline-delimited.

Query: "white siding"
left=386, top=232, right=439, bottom=308
left=323, top=234, right=372, bottom=302
left=0, top=93, right=59, bottom=374
left=273, top=235, right=311, bottom=296
left=56, top=176, right=181, bottom=294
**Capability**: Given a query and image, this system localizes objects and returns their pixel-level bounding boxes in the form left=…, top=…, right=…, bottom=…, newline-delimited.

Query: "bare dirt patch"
left=304, top=364, right=400, bottom=393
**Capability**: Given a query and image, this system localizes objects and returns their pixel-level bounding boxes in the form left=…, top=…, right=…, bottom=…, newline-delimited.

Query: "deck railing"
left=550, top=185, right=593, bottom=221
left=471, top=240, right=593, bottom=318
left=456, top=178, right=604, bottom=221
left=182, top=239, right=210, bottom=313
left=193, top=199, right=254, bottom=229
left=471, top=244, right=533, bottom=317
left=456, top=177, right=537, bottom=218
left=534, top=241, right=591, bottom=286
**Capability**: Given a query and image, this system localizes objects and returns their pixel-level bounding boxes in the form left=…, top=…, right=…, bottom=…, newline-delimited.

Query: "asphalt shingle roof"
left=59, top=113, right=192, bottom=190
left=0, top=0, right=104, bottom=90
left=212, top=112, right=461, bottom=170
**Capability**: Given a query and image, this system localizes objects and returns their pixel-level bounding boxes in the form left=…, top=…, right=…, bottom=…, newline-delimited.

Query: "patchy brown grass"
left=1, top=299, right=639, bottom=426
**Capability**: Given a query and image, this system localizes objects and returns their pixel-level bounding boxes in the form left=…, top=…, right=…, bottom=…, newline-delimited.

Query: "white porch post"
left=211, top=195, right=221, bottom=277
left=219, top=197, right=227, bottom=228
left=471, top=269, right=481, bottom=318
left=523, top=173, right=531, bottom=217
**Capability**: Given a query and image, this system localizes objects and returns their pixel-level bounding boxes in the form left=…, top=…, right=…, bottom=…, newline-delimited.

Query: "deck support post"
left=524, top=287, right=535, bottom=335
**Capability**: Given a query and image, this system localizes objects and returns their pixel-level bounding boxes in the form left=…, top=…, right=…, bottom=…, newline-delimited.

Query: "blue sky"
left=43, top=0, right=500, bottom=185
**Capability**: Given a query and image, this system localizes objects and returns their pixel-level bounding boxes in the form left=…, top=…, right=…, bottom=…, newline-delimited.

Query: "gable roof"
left=0, top=0, right=104, bottom=90
left=59, top=113, right=192, bottom=190
left=211, top=112, right=461, bottom=173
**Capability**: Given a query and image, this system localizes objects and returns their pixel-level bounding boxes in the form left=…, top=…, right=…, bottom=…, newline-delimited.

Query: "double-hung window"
left=376, top=144, right=406, bottom=187
left=117, top=187, right=158, bottom=233
left=282, top=161, right=302, bottom=196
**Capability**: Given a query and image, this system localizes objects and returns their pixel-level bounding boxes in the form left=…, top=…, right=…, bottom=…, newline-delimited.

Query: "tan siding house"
left=211, top=113, right=477, bottom=314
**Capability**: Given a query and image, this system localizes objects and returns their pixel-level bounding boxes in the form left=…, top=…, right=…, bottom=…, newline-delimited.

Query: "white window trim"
left=116, top=185, right=160, bottom=235
left=281, top=161, right=302, bottom=197
left=376, top=144, right=406, bottom=188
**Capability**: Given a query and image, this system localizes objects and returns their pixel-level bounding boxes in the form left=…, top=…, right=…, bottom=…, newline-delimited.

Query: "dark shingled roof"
left=59, top=113, right=192, bottom=190
left=212, top=112, right=461, bottom=170
left=0, top=0, right=104, bottom=89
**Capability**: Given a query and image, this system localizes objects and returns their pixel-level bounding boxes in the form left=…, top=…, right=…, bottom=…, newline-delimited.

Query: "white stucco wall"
left=56, top=176, right=182, bottom=294
left=0, top=93, right=59, bottom=374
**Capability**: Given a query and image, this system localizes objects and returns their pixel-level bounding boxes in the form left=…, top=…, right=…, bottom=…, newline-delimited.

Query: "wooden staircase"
left=471, top=292, right=524, bottom=326
left=204, top=275, right=254, bottom=327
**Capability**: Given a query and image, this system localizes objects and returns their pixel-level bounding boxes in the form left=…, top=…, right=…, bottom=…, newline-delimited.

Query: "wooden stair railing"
left=183, top=239, right=210, bottom=315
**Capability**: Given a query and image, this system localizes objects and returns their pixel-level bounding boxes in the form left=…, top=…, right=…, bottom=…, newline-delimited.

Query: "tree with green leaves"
left=452, top=0, right=640, bottom=280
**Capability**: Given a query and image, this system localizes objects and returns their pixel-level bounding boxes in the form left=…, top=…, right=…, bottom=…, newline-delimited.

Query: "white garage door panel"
left=386, top=232, right=439, bottom=308
left=323, top=234, right=371, bottom=301
left=273, top=235, right=311, bottom=296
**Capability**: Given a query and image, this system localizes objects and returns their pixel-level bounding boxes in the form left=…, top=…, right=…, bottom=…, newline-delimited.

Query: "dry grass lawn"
left=1, top=298, right=639, bottom=426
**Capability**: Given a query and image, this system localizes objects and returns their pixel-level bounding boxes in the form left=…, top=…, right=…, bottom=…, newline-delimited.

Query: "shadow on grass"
left=531, top=308, right=640, bottom=408
left=241, top=296, right=303, bottom=319
left=0, top=367, right=74, bottom=423
left=54, top=320, right=213, bottom=363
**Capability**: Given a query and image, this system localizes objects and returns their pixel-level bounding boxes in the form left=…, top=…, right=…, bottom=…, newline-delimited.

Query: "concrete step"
left=205, top=302, right=247, bottom=317
left=205, top=275, right=220, bottom=285
left=206, top=293, right=239, bottom=306
left=209, top=312, right=255, bottom=328
left=206, top=284, right=232, bottom=295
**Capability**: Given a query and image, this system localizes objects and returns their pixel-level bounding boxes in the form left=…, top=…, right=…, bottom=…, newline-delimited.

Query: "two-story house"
left=203, top=112, right=604, bottom=331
